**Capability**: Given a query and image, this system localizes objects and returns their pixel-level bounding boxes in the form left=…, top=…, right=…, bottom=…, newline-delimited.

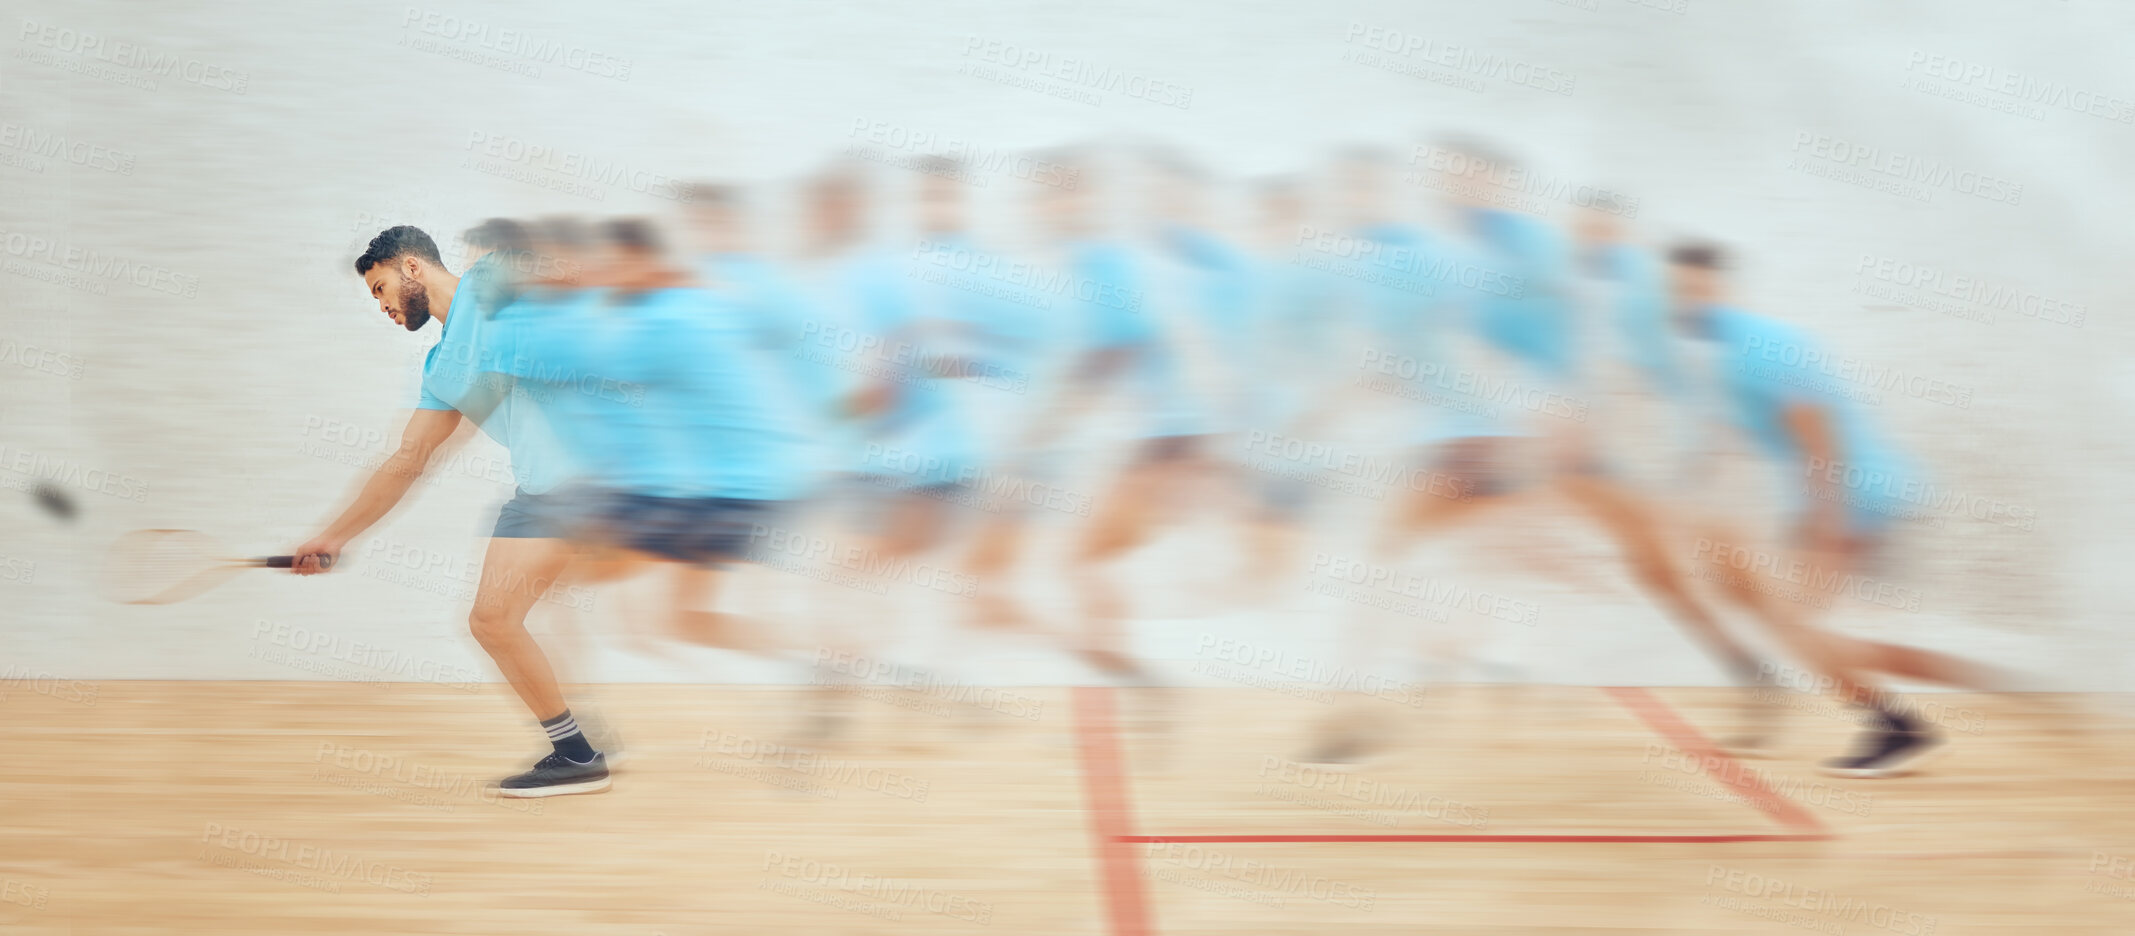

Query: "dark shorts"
left=1136, top=433, right=1204, bottom=466
left=491, top=489, right=577, bottom=539
left=1257, top=474, right=1312, bottom=521
left=596, top=493, right=783, bottom=565
left=1425, top=437, right=1522, bottom=500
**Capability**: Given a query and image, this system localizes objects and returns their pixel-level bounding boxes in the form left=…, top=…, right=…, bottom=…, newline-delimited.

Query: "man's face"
left=810, top=181, right=861, bottom=243
left=363, top=256, right=431, bottom=331
left=1036, top=180, right=1089, bottom=238
left=1150, top=169, right=1201, bottom=227
left=1440, top=149, right=1498, bottom=211
left=1667, top=263, right=1717, bottom=327
left=919, top=177, right=964, bottom=233
left=685, top=203, right=738, bottom=253
left=1259, top=190, right=1303, bottom=246
left=600, top=244, right=655, bottom=286
left=1337, top=161, right=1384, bottom=226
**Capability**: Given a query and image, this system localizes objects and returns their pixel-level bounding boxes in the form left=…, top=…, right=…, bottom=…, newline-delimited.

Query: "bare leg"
left=671, top=565, right=768, bottom=651
left=1072, top=458, right=1172, bottom=678
left=963, top=506, right=1036, bottom=631
left=1559, top=475, right=1761, bottom=677
left=467, top=536, right=580, bottom=721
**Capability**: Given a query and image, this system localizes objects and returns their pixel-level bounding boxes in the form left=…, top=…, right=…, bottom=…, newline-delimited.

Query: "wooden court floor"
left=0, top=683, right=2129, bottom=934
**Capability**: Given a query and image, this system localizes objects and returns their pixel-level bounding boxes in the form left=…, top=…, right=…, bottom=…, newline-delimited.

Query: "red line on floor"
left=1122, top=833, right=1831, bottom=844
left=1073, top=686, right=1153, bottom=936
left=1603, top=685, right=1828, bottom=835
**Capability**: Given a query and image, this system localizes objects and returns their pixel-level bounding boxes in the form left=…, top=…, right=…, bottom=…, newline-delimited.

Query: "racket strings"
left=101, top=531, right=227, bottom=604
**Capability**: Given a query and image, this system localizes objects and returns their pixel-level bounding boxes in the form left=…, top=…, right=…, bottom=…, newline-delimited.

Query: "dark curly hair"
left=353, top=225, right=444, bottom=275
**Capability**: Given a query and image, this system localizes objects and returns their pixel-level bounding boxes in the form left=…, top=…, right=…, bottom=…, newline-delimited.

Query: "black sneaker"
left=1294, top=727, right=1383, bottom=770
left=572, top=708, right=628, bottom=768
left=498, top=751, right=611, bottom=798
left=1719, top=683, right=1784, bottom=758
left=1816, top=727, right=1943, bottom=779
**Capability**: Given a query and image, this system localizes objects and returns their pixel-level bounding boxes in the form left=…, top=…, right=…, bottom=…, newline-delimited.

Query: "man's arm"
left=291, top=406, right=464, bottom=573
left=1782, top=399, right=1846, bottom=553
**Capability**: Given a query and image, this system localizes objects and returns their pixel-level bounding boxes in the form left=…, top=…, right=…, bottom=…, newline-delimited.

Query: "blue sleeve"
left=1086, top=247, right=1153, bottom=349
left=416, top=374, right=454, bottom=410
left=1614, top=250, right=1685, bottom=398
left=413, top=340, right=464, bottom=411
left=853, top=256, right=916, bottom=343
left=493, top=305, right=598, bottom=384
left=1730, top=319, right=1835, bottom=409
left=1162, top=225, right=1248, bottom=273
left=640, top=300, right=711, bottom=377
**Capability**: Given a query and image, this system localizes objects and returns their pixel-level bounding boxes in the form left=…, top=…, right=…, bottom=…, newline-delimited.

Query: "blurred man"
left=1295, top=145, right=1506, bottom=763
left=674, top=184, right=839, bottom=658
left=844, top=159, right=989, bottom=556
left=1233, top=175, right=1342, bottom=591
left=1298, top=144, right=1773, bottom=765
left=810, top=157, right=1005, bottom=702
left=292, top=225, right=606, bottom=796
left=1030, top=149, right=1197, bottom=679
left=1666, top=241, right=1999, bottom=777
left=490, top=217, right=825, bottom=760
left=681, top=183, right=831, bottom=443
left=952, top=156, right=1081, bottom=636
left=1118, top=151, right=1273, bottom=608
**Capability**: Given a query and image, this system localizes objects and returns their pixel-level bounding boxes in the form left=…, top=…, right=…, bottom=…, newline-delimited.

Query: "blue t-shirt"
left=1465, top=208, right=1577, bottom=386
left=1158, top=225, right=1261, bottom=432
left=1247, top=248, right=1337, bottom=435
left=1700, top=305, right=1917, bottom=531
left=412, top=256, right=577, bottom=494
left=1324, top=223, right=1505, bottom=442
left=1593, top=243, right=1684, bottom=399
left=619, top=288, right=818, bottom=500
left=700, top=253, right=835, bottom=437
left=1068, top=240, right=1202, bottom=438
left=481, top=287, right=638, bottom=491
left=786, top=249, right=924, bottom=469
left=490, top=287, right=817, bottom=500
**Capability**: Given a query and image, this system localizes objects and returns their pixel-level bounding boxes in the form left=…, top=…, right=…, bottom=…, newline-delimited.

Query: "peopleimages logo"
left=0, top=444, right=149, bottom=503
left=16, top=18, right=252, bottom=93
left=1408, top=143, right=1640, bottom=217
left=1788, top=131, right=2024, bottom=206
left=959, top=36, right=1194, bottom=109
left=399, top=8, right=633, bottom=81
left=0, top=228, right=200, bottom=298
left=1852, top=254, right=2086, bottom=328
left=1903, top=50, right=2135, bottom=124
left=0, top=122, right=136, bottom=174
left=1342, top=22, right=1578, bottom=96
left=462, top=131, right=689, bottom=203
left=1802, top=457, right=2036, bottom=531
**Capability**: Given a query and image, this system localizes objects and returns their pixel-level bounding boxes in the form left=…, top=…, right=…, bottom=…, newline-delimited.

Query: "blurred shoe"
left=791, top=684, right=854, bottom=746
left=498, top=751, right=611, bottom=798
left=1817, top=725, right=1943, bottom=779
left=1719, top=664, right=1784, bottom=757
left=1293, top=727, right=1384, bottom=771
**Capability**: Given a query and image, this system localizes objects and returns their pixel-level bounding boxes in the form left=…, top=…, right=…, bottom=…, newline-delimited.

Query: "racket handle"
left=262, top=555, right=334, bottom=570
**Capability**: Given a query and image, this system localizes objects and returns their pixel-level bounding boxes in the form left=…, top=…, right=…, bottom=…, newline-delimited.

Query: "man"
left=1022, top=148, right=1192, bottom=679
left=1232, top=174, right=1342, bottom=593
left=293, top=225, right=608, bottom=797
left=499, top=218, right=819, bottom=651
left=1296, top=144, right=1771, bottom=765
left=1666, top=241, right=2000, bottom=777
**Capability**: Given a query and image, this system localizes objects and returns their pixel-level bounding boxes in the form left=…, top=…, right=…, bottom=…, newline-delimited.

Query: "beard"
left=397, top=277, right=432, bottom=331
